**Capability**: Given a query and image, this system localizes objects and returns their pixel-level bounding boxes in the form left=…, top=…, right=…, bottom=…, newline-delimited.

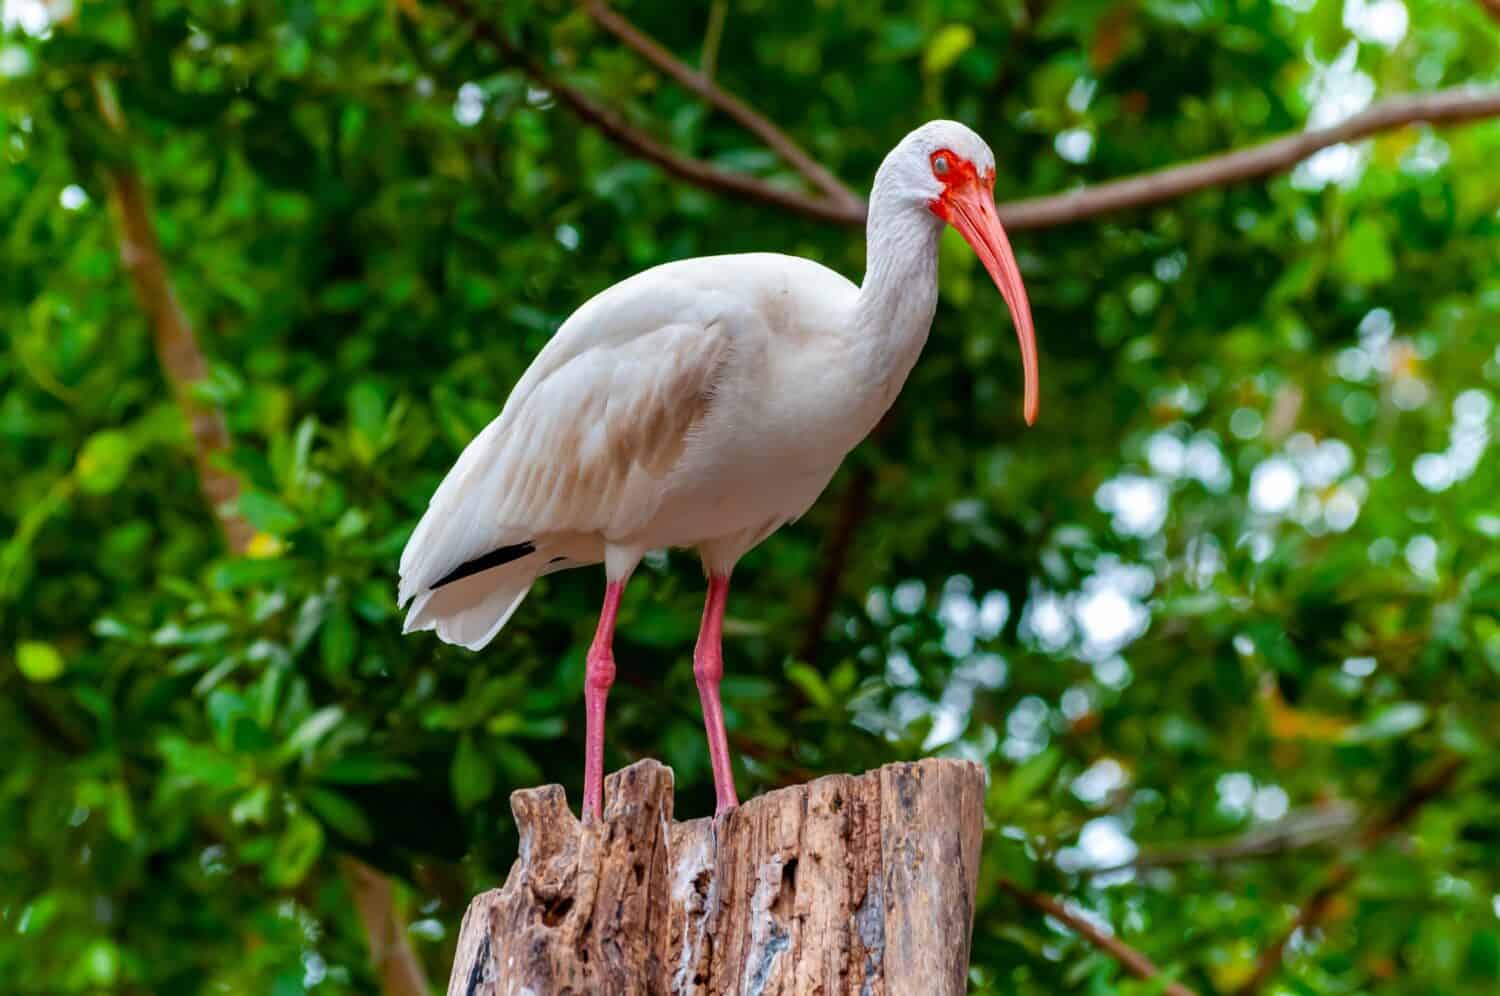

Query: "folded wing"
left=397, top=306, right=733, bottom=616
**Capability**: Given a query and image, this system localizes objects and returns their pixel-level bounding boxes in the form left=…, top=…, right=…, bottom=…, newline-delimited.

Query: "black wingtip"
left=430, top=541, right=537, bottom=590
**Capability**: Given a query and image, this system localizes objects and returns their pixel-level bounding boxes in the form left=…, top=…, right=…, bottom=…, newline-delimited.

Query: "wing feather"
left=398, top=290, right=733, bottom=605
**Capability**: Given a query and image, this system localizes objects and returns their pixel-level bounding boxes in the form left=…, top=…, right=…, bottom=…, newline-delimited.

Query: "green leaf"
left=786, top=662, right=834, bottom=709
left=995, top=748, right=1062, bottom=812
left=232, top=783, right=273, bottom=825
left=289, top=416, right=318, bottom=489
left=495, top=741, right=542, bottom=785
left=16, top=640, right=65, bottom=682
left=209, top=557, right=297, bottom=590
left=319, top=603, right=357, bottom=678
left=75, top=430, right=134, bottom=495
left=281, top=706, right=345, bottom=757
left=205, top=688, right=247, bottom=747
left=922, top=24, right=975, bottom=75
left=1336, top=216, right=1396, bottom=287
left=152, top=621, right=231, bottom=646
left=452, top=734, right=495, bottom=809
left=1037, top=0, right=1119, bottom=38
left=158, top=736, right=241, bottom=789
left=267, top=813, right=323, bottom=887
left=347, top=381, right=385, bottom=465
left=486, top=713, right=565, bottom=739
left=237, top=491, right=300, bottom=535
left=1344, top=702, right=1428, bottom=743
left=255, top=664, right=288, bottom=729
left=317, top=756, right=418, bottom=784
left=81, top=939, right=119, bottom=986
left=106, top=782, right=137, bottom=840
left=828, top=659, right=858, bottom=696
left=304, top=787, right=373, bottom=844
left=319, top=281, right=367, bottom=313
left=990, top=834, right=1037, bottom=889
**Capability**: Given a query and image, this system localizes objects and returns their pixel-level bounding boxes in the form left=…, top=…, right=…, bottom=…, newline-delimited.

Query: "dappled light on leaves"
left=3, top=0, right=1499, bottom=992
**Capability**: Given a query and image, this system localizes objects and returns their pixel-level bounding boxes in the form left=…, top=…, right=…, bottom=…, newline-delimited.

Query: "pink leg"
left=582, top=580, right=625, bottom=822
left=694, top=575, right=740, bottom=814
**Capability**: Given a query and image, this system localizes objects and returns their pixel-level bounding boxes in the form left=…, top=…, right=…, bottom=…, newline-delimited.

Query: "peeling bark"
left=447, top=759, right=984, bottom=996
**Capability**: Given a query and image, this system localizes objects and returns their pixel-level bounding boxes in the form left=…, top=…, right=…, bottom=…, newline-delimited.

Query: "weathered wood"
left=447, top=758, right=985, bottom=996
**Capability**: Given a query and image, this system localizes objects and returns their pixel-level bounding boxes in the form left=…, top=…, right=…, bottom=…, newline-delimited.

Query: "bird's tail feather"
left=401, top=553, right=543, bottom=652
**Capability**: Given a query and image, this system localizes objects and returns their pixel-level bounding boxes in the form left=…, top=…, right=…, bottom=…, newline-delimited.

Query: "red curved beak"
left=943, top=178, right=1039, bottom=425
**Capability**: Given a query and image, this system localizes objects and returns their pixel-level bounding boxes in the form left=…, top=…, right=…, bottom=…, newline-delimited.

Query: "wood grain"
left=447, top=758, right=985, bottom=996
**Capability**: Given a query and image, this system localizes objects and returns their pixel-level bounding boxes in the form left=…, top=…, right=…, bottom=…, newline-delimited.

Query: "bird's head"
left=877, top=120, right=1038, bottom=425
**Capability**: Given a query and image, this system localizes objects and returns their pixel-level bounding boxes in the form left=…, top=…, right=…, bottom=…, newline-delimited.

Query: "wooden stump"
left=446, top=758, right=985, bottom=996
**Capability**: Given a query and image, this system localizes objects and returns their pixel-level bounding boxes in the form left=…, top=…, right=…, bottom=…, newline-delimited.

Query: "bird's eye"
left=933, top=155, right=950, bottom=176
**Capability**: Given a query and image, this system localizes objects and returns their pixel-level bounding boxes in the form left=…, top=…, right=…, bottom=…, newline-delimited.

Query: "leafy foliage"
left=3, top=0, right=1499, bottom=992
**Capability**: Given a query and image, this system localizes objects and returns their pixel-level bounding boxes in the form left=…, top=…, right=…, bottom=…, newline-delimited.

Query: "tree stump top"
left=448, top=758, right=985, bottom=996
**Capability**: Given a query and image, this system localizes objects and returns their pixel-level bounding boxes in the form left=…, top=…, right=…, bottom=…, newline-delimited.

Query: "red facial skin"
left=926, top=148, right=1039, bottom=426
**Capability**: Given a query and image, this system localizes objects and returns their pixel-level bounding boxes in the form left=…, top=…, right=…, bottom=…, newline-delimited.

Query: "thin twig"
left=699, top=0, right=728, bottom=83
left=1085, top=801, right=1359, bottom=876
left=1479, top=0, right=1500, bottom=25
left=797, top=403, right=904, bottom=665
left=1233, top=756, right=1465, bottom=996
left=443, top=0, right=859, bottom=223
left=798, top=462, right=875, bottom=665
left=435, top=6, right=1500, bottom=236
left=584, top=0, right=864, bottom=210
left=1001, top=882, right=1199, bottom=996
left=340, top=856, right=433, bottom=996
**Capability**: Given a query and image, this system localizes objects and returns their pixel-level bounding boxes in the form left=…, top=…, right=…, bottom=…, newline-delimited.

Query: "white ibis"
left=398, top=120, right=1037, bottom=820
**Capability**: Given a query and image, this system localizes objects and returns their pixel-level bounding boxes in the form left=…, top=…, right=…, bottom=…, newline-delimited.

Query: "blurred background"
left=3, top=0, right=1500, bottom=992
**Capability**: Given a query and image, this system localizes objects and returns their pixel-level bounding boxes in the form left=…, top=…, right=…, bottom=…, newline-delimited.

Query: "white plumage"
left=398, top=254, right=862, bottom=645
left=398, top=120, right=1037, bottom=817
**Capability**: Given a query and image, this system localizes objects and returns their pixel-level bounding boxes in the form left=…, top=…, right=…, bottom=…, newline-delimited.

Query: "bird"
left=398, top=119, right=1037, bottom=822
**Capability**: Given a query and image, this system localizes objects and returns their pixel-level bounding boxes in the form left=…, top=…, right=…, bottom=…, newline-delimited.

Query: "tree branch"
left=996, top=87, right=1500, bottom=229
left=1233, top=756, right=1465, bottom=996
left=433, top=4, right=1500, bottom=237
left=441, top=0, right=861, bottom=224
left=92, top=75, right=431, bottom=996
left=93, top=78, right=255, bottom=554
left=340, top=856, right=433, bottom=996
left=584, top=0, right=864, bottom=210
left=1479, top=0, right=1500, bottom=26
left=799, top=461, right=875, bottom=664
left=1001, top=882, right=1199, bottom=996
left=1084, top=801, right=1359, bottom=877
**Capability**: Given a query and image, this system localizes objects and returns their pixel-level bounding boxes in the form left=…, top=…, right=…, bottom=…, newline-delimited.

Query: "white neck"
left=848, top=180, right=944, bottom=401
